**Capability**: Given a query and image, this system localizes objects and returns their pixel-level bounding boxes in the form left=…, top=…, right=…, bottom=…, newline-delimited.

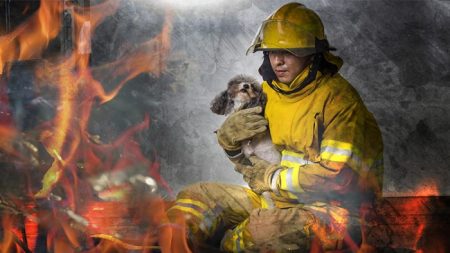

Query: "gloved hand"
left=235, top=156, right=281, bottom=194
left=216, top=107, right=268, bottom=151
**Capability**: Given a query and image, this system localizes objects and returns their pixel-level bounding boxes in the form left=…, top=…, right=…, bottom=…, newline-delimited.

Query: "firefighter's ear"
left=210, top=90, right=232, bottom=115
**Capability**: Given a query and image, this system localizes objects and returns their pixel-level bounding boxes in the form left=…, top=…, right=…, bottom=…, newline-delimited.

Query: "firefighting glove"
left=216, top=107, right=268, bottom=152
left=235, top=155, right=281, bottom=194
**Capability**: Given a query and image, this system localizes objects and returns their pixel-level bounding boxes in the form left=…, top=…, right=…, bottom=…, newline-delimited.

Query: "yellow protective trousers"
left=166, top=182, right=360, bottom=253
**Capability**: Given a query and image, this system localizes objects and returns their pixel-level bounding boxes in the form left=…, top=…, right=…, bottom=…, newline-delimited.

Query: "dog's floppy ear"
left=210, top=90, right=230, bottom=115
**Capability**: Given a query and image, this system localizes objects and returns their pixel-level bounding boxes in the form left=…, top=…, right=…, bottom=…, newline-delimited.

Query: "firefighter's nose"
left=243, top=84, right=250, bottom=89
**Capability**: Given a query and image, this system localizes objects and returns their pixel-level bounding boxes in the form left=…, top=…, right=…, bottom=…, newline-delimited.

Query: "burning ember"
left=0, top=0, right=192, bottom=252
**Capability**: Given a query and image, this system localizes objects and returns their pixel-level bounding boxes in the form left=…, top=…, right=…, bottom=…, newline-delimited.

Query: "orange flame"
left=1, top=215, right=17, bottom=253
left=0, top=0, right=63, bottom=74
left=365, top=180, right=445, bottom=252
left=32, top=2, right=172, bottom=199
left=411, top=180, right=439, bottom=197
left=404, top=181, right=439, bottom=251
left=0, top=0, right=185, bottom=252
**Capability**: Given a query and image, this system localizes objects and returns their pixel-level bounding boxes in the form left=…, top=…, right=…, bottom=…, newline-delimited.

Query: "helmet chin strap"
left=265, top=53, right=322, bottom=96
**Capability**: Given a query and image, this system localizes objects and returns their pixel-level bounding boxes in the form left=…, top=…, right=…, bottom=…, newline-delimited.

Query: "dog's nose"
left=243, top=83, right=250, bottom=89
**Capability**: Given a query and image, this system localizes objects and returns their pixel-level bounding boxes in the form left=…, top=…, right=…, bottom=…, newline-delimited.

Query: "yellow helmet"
left=247, top=2, right=330, bottom=56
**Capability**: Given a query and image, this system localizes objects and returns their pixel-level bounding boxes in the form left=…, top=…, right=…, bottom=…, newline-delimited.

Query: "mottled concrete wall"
left=130, top=0, right=450, bottom=196
left=87, top=0, right=450, bottom=196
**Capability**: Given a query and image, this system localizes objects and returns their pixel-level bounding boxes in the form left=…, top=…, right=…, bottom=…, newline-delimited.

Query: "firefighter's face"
left=269, top=51, right=310, bottom=84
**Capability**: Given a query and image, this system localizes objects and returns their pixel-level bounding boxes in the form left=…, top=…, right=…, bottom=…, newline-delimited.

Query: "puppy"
left=210, top=74, right=280, bottom=165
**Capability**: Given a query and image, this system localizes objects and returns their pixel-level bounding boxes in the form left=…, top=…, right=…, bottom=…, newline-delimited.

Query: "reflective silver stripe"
left=270, top=168, right=281, bottom=195
left=321, top=145, right=363, bottom=166
left=321, top=146, right=352, bottom=157
left=281, top=154, right=308, bottom=165
left=286, top=168, right=295, bottom=194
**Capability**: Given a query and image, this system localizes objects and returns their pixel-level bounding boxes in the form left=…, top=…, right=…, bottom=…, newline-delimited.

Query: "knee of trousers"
left=176, top=182, right=219, bottom=200
left=246, top=208, right=316, bottom=250
left=167, top=183, right=210, bottom=220
left=167, top=183, right=223, bottom=236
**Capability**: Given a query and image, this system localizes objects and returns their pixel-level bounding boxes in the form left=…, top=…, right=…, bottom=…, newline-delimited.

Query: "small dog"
left=210, top=75, right=280, bottom=165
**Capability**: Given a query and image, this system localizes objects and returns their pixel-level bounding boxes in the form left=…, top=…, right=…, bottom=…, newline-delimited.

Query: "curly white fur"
left=211, top=75, right=280, bottom=165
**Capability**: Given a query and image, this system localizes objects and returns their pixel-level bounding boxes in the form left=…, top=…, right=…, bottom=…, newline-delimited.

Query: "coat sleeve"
left=272, top=91, right=383, bottom=199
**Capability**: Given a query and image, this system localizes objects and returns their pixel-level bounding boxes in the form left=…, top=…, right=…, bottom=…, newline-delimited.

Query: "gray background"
left=4, top=0, right=448, bottom=197
left=129, top=0, right=449, bottom=197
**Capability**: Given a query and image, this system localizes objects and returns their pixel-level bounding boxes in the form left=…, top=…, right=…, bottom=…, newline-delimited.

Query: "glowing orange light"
left=1, top=215, right=17, bottom=253
left=0, top=0, right=182, bottom=252
left=412, top=180, right=439, bottom=197
left=0, top=0, right=62, bottom=74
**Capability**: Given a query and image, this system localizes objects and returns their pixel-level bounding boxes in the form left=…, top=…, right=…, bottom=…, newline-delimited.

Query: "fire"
left=411, top=180, right=439, bottom=197
left=0, top=0, right=186, bottom=252
left=360, top=180, right=446, bottom=253
left=0, top=0, right=62, bottom=74
left=400, top=181, right=441, bottom=251
left=1, top=214, right=16, bottom=253
left=29, top=1, right=172, bottom=198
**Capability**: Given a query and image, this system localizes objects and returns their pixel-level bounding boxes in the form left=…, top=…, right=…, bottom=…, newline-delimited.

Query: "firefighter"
left=167, top=3, right=383, bottom=252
